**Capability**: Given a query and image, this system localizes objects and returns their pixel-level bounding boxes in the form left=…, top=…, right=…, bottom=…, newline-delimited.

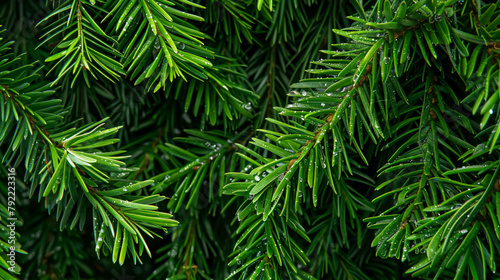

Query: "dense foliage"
left=1, top=0, right=500, bottom=279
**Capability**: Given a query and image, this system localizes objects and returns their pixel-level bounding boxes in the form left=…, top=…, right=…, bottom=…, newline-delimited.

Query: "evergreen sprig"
left=1, top=0, right=500, bottom=279
left=0, top=30, right=178, bottom=273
